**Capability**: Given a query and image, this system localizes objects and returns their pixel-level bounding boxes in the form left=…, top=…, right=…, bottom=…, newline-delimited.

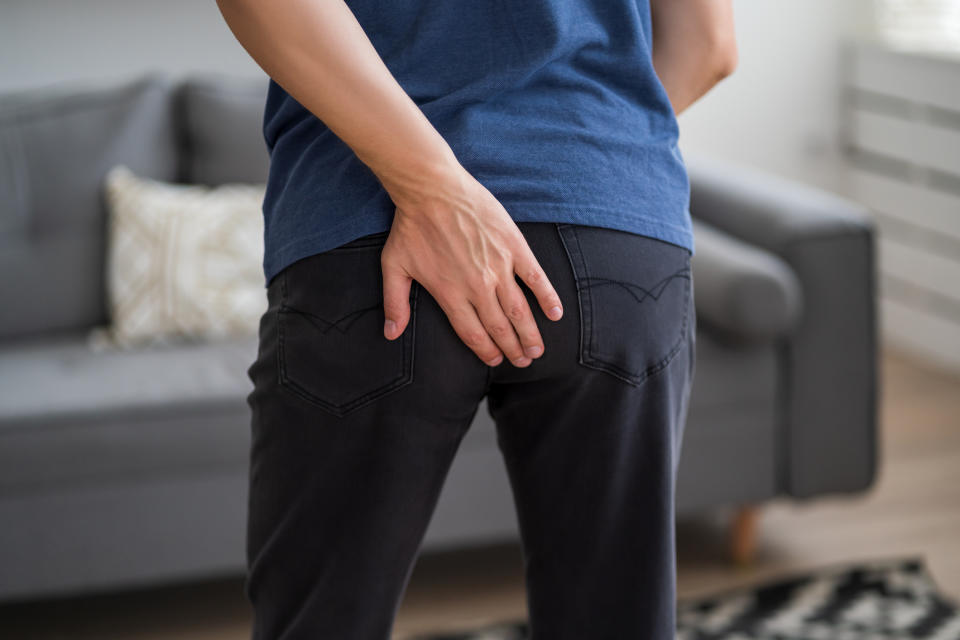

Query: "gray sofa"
left=0, top=73, right=879, bottom=602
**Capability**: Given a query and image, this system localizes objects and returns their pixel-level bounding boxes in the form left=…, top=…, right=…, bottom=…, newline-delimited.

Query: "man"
left=217, top=0, right=737, bottom=637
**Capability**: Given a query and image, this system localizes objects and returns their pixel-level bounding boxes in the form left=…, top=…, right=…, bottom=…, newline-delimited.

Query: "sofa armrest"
left=691, top=219, right=803, bottom=343
left=686, top=153, right=879, bottom=500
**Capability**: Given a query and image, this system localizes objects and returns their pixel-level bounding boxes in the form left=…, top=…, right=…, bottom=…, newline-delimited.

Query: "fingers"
left=439, top=298, right=506, bottom=367
left=512, top=242, right=563, bottom=322
left=381, top=224, right=562, bottom=367
left=495, top=279, right=545, bottom=363
left=381, top=257, right=413, bottom=340
left=473, top=287, right=533, bottom=367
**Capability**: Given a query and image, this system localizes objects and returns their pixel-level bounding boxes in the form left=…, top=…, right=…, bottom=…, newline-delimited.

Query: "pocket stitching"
left=558, top=224, right=691, bottom=388
left=555, top=223, right=589, bottom=371
left=583, top=274, right=690, bottom=386
left=275, top=261, right=417, bottom=417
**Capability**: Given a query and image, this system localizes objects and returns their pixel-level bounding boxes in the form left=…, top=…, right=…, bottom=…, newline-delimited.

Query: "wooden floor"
left=1, top=347, right=957, bottom=639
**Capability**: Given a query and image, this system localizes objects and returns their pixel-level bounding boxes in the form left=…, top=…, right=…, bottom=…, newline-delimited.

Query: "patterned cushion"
left=91, top=165, right=266, bottom=349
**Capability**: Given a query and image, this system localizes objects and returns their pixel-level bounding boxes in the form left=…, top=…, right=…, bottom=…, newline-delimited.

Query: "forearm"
left=650, top=0, right=738, bottom=115
left=215, top=0, right=462, bottom=210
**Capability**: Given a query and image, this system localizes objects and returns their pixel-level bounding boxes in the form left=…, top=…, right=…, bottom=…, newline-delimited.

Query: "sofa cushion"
left=97, top=165, right=266, bottom=347
left=691, top=219, right=803, bottom=342
left=0, top=74, right=178, bottom=341
left=0, top=332, right=257, bottom=493
left=677, top=329, right=779, bottom=512
left=174, top=74, right=270, bottom=186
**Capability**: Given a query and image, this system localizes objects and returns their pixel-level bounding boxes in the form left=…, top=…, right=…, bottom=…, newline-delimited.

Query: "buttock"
left=271, top=230, right=417, bottom=418
left=554, top=223, right=693, bottom=388
left=251, top=222, right=695, bottom=417
left=487, top=221, right=694, bottom=390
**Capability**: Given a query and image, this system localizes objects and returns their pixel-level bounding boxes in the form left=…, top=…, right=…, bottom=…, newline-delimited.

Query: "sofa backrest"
left=0, top=72, right=271, bottom=342
left=0, top=74, right=178, bottom=342
left=173, top=74, right=269, bottom=187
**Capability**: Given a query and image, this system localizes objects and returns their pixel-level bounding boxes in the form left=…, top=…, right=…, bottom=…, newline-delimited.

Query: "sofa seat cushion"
left=0, top=333, right=257, bottom=493
left=677, top=329, right=780, bottom=512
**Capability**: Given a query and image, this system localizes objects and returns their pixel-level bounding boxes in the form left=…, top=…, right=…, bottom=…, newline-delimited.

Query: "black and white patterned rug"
left=409, top=556, right=960, bottom=639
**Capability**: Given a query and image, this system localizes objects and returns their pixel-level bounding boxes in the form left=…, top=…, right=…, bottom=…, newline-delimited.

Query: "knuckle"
left=525, top=266, right=543, bottom=285
left=435, top=291, right=464, bottom=318
left=488, top=322, right=511, bottom=339
left=507, top=302, right=526, bottom=321
left=463, top=329, right=487, bottom=347
left=472, top=270, right=498, bottom=293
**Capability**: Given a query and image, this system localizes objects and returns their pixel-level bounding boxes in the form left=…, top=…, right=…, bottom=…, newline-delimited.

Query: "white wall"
left=676, top=0, right=875, bottom=194
left=0, top=0, right=264, bottom=91
left=1, top=0, right=873, bottom=195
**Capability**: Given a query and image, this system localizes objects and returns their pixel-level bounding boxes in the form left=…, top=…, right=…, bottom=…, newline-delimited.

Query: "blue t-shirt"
left=260, top=0, right=694, bottom=288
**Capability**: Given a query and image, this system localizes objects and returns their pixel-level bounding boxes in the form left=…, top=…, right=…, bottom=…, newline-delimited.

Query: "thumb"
left=382, top=262, right=412, bottom=340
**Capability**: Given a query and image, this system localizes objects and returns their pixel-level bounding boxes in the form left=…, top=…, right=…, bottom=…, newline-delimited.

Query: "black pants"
left=244, top=221, right=696, bottom=639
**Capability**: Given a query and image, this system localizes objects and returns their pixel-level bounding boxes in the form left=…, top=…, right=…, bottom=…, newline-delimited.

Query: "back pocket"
left=276, top=234, right=417, bottom=417
left=556, top=224, right=691, bottom=387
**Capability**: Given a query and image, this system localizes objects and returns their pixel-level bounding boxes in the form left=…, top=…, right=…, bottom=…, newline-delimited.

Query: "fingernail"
left=525, top=345, right=543, bottom=358
left=549, top=306, right=563, bottom=320
left=512, top=357, right=532, bottom=367
left=384, top=319, right=397, bottom=337
left=486, top=355, right=504, bottom=366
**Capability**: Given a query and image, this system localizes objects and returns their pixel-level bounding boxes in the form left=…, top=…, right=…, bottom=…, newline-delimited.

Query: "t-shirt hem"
left=503, top=201, right=695, bottom=255
left=263, top=214, right=394, bottom=288
left=262, top=202, right=695, bottom=288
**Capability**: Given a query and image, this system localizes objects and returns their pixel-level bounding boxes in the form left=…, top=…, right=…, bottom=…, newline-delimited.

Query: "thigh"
left=243, top=232, right=488, bottom=639
left=487, top=222, right=696, bottom=640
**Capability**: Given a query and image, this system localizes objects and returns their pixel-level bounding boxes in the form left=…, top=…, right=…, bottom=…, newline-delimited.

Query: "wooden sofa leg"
left=730, top=505, right=761, bottom=566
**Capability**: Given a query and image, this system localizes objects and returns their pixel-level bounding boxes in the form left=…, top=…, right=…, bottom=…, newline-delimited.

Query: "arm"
left=215, top=0, right=564, bottom=369
left=214, top=0, right=455, bottom=206
left=650, top=0, right=738, bottom=115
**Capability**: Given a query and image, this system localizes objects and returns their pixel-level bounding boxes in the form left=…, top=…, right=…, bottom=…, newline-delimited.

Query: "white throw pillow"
left=90, top=165, right=267, bottom=349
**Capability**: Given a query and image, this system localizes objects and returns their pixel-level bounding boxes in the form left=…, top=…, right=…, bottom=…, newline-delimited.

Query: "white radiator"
left=841, top=40, right=960, bottom=371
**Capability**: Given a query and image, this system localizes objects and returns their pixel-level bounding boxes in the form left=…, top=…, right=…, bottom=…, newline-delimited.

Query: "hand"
left=379, top=166, right=564, bottom=368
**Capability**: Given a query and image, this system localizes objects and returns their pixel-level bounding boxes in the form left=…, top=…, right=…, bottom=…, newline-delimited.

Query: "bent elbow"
left=712, top=37, right=739, bottom=79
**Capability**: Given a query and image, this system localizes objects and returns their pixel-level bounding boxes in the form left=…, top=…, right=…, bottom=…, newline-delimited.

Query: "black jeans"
left=244, top=221, right=696, bottom=640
